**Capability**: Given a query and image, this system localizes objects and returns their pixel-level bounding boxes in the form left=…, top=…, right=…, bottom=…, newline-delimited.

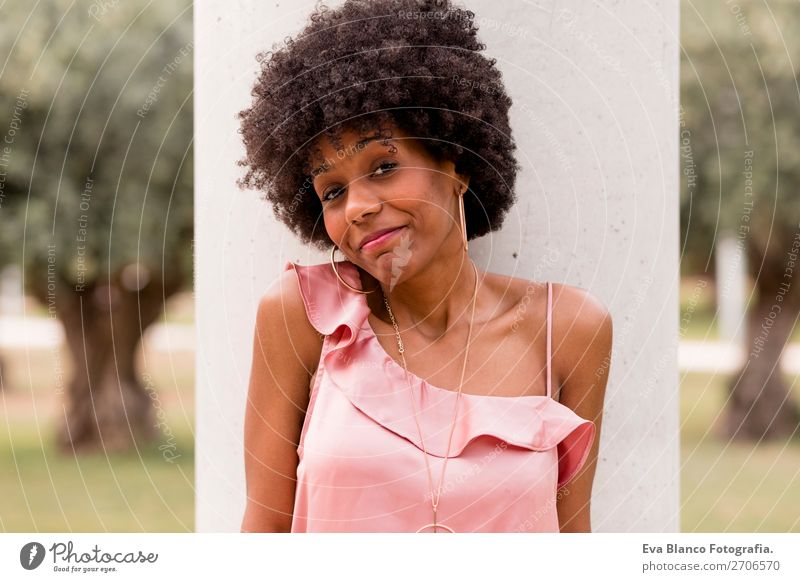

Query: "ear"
left=441, top=158, right=471, bottom=194
left=456, top=170, right=471, bottom=194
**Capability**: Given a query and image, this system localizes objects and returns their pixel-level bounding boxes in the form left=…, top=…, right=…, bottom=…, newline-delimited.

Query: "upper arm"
left=241, top=268, right=324, bottom=532
left=551, top=283, right=613, bottom=532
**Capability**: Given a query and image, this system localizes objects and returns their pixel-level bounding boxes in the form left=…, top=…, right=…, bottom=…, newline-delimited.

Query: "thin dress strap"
left=546, top=281, right=553, bottom=399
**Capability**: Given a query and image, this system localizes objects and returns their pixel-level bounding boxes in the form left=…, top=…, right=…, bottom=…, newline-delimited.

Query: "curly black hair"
left=237, top=0, right=520, bottom=251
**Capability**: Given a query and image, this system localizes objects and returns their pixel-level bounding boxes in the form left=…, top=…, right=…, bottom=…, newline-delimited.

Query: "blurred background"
left=0, top=0, right=194, bottom=531
left=679, top=0, right=799, bottom=531
left=0, top=0, right=798, bottom=532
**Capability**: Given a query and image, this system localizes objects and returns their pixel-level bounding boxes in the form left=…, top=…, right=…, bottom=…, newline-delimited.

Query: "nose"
left=343, top=178, right=382, bottom=225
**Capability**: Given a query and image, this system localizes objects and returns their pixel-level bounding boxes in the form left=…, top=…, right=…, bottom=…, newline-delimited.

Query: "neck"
left=373, top=254, right=480, bottom=340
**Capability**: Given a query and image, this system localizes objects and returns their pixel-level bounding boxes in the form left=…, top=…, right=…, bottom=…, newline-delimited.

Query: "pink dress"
left=286, top=260, right=596, bottom=532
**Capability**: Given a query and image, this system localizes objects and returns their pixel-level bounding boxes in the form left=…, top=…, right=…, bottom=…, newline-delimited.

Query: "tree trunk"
left=722, top=240, right=800, bottom=441
left=29, top=266, right=184, bottom=453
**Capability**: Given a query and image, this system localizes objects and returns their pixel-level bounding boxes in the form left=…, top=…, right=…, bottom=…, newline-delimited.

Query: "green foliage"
left=0, top=0, right=193, bottom=285
left=680, top=0, right=800, bottom=275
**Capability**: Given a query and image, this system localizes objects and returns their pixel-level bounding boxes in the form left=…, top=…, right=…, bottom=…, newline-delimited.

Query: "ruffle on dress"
left=285, top=260, right=595, bottom=489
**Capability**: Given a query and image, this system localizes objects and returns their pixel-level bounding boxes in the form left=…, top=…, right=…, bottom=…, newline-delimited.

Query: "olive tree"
left=0, top=0, right=193, bottom=452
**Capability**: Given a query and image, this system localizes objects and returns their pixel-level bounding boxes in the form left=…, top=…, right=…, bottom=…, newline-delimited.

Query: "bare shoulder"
left=484, top=271, right=612, bottom=336
left=255, top=267, right=324, bottom=375
left=481, top=270, right=544, bottom=320
left=548, top=282, right=613, bottom=407
left=549, top=282, right=613, bottom=340
left=546, top=283, right=611, bottom=528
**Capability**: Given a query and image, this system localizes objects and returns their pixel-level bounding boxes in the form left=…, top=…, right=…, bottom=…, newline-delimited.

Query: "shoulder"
left=260, top=262, right=332, bottom=328
left=254, top=265, right=324, bottom=371
left=500, top=274, right=612, bottom=345
left=486, top=272, right=612, bottom=335
left=548, top=282, right=613, bottom=403
left=258, top=266, right=305, bottom=319
left=550, top=282, right=613, bottom=341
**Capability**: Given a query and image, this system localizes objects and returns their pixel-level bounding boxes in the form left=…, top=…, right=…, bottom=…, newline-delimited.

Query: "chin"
left=359, top=253, right=407, bottom=286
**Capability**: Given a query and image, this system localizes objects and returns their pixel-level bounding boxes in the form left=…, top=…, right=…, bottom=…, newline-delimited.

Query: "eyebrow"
left=311, top=135, right=391, bottom=177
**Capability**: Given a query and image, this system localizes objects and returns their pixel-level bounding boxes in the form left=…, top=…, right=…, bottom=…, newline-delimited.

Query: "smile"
left=360, top=226, right=406, bottom=252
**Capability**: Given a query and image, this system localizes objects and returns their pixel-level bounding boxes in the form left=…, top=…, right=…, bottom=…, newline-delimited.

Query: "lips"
left=359, top=226, right=406, bottom=251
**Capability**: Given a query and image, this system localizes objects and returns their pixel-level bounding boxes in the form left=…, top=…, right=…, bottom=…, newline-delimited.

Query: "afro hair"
left=237, top=0, right=520, bottom=251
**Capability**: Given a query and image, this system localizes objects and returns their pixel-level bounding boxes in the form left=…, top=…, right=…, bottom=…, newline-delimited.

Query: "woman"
left=238, top=0, right=612, bottom=533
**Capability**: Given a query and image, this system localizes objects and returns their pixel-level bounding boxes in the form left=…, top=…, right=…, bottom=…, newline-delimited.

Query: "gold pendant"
left=416, top=523, right=455, bottom=533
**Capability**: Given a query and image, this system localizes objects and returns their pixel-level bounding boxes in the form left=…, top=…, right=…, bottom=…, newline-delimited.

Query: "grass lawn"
left=680, top=371, right=800, bottom=532
left=1, top=422, right=193, bottom=532
left=0, top=343, right=194, bottom=532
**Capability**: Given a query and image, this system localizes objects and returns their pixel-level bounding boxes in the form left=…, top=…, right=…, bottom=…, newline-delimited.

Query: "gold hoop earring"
left=458, top=191, right=468, bottom=253
left=330, top=245, right=379, bottom=294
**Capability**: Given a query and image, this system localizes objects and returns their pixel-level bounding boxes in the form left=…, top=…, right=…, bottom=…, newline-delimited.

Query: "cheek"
left=401, top=170, right=449, bottom=207
left=394, top=183, right=441, bottom=230
left=412, top=175, right=453, bottom=225
left=322, top=211, right=349, bottom=245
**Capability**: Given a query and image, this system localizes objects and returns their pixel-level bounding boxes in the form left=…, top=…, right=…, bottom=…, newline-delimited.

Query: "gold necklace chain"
left=381, top=260, right=480, bottom=533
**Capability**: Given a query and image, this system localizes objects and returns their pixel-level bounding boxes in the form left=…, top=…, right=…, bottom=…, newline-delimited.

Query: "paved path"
left=679, top=340, right=800, bottom=374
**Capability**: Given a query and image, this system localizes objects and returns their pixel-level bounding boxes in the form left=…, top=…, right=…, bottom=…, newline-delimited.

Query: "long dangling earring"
left=330, top=245, right=379, bottom=294
left=459, top=188, right=468, bottom=253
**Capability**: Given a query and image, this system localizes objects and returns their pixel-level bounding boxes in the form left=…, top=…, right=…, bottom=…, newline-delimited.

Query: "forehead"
left=315, top=131, right=390, bottom=157
left=306, top=125, right=420, bottom=176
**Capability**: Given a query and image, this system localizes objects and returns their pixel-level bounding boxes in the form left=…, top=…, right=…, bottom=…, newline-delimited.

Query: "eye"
left=322, top=185, right=345, bottom=203
left=321, top=162, right=396, bottom=203
left=371, top=162, right=397, bottom=177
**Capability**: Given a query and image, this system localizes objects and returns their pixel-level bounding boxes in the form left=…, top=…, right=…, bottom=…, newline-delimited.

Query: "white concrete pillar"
left=196, top=0, right=679, bottom=532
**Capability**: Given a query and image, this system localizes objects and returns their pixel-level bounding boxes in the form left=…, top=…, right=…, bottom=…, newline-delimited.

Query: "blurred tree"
left=0, top=0, right=193, bottom=452
left=681, top=0, right=800, bottom=440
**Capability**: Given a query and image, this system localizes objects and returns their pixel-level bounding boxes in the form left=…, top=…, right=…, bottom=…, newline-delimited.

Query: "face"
left=309, top=124, right=470, bottom=283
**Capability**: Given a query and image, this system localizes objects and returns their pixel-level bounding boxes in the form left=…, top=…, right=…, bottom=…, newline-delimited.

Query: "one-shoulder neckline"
left=345, top=264, right=553, bottom=401
left=362, top=317, right=551, bottom=401
left=288, top=260, right=596, bottom=469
